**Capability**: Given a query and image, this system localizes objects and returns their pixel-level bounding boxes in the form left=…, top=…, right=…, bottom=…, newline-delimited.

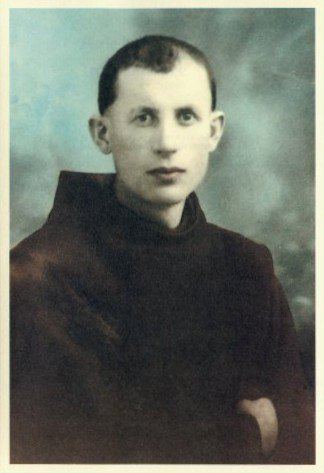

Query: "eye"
left=134, top=112, right=154, bottom=126
left=177, top=110, right=197, bottom=126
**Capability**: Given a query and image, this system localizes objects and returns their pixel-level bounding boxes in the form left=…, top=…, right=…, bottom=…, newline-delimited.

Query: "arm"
left=241, top=252, right=314, bottom=464
left=262, top=278, right=314, bottom=464
left=234, top=244, right=314, bottom=463
left=10, top=252, right=119, bottom=462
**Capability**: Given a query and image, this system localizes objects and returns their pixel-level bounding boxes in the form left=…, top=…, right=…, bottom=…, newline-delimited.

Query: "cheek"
left=183, top=126, right=210, bottom=150
left=110, top=132, right=133, bottom=156
left=110, top=130, right=145, bottom=170
left=193, top=157, right=209, bottom=183
left=186, top=135, right=210, bottom=167
left=184, top=136, right=210, bottom=184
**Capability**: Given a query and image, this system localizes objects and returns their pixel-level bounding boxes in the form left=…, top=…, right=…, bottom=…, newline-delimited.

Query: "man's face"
left=100, top=54, right=223, bottom=207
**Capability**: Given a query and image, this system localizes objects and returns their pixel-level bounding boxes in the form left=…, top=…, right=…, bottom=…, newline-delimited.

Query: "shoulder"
left=10, top=215, right=103, bottom=302
left=11, top=226, right=55, bottom=286
left=206, top=223, right=274, bottom=281
left=11, top=219, right=84, bottom=288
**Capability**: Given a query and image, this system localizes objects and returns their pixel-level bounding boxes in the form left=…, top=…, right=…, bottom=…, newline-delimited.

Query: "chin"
left=147, top=187, right=191, bottom=206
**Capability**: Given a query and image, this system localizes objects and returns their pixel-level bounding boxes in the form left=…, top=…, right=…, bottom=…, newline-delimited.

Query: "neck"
left=114, top=180, right=186, bottom=229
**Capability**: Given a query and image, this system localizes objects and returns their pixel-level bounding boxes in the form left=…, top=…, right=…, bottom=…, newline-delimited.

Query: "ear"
left=88, top=115, right=111, bottom=155
left=209, top=110, right=225, bottom=152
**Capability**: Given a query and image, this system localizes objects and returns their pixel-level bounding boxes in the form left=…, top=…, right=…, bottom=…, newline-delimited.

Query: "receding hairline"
left=107, top=51, right=212, bottom=111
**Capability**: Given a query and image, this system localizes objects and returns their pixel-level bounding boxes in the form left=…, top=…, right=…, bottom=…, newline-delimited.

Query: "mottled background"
left=10, top=9, right=315, bottom=385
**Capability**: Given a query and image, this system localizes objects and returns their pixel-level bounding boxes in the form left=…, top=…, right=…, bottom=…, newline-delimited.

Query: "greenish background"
left=10, top=8, right=315, bottom=385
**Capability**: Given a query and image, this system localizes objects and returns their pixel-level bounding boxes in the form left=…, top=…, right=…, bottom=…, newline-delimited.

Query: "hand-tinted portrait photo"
left=10, top=8, right=315, bottom=464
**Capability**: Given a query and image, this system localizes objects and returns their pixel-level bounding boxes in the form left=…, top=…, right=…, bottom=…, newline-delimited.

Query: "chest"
left=65, top=243, right=271, bottom=409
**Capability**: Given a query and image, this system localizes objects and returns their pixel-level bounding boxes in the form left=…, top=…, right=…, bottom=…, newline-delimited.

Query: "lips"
left=147, top=167, right=186, bottom=175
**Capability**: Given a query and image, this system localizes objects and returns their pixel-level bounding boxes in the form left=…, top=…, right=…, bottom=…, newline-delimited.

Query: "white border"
left=1, top=1, right=321, bottom=472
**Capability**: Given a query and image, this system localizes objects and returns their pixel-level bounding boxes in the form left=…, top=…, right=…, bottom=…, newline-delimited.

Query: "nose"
left=154, top=148, right=177, bottom=159
left=152, top=119, right=177, bottom=158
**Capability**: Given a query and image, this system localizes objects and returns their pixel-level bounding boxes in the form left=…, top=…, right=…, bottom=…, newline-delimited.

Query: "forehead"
left=112, top=54, right=212, bottom=111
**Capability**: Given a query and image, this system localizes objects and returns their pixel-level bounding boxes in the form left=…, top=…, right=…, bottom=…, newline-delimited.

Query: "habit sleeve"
left=237, top=246, right=314, bottom=464
left=10, top=253, right=122, bottom=463
left=265, top=276, right=314, bottom=463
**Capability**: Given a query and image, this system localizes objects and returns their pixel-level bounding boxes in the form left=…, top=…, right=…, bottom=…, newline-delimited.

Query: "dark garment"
left=10, top=171, right=314, bottom=464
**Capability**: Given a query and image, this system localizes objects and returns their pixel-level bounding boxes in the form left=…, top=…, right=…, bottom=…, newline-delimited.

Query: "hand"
left=237, top=397, right=278, bottom=455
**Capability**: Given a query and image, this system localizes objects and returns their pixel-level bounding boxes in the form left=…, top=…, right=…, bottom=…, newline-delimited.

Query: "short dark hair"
left=98, top=35, right=217, bottom=115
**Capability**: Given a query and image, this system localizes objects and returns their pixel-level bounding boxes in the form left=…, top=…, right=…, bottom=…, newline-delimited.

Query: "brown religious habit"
left=11, top=171, right=314, bottom=464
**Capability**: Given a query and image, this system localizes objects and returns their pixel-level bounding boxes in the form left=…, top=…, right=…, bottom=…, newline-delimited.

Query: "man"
left=10, top=35, right=314, bottom=464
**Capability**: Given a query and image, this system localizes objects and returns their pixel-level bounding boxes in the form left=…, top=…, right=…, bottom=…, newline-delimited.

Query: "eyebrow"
left=129, top=106, right=158, bottom=116
left=128, top=105, right=202, bottom=118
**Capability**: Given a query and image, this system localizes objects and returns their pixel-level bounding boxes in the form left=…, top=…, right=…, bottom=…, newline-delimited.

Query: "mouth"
left=147, top=167, right=186, bottom=177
